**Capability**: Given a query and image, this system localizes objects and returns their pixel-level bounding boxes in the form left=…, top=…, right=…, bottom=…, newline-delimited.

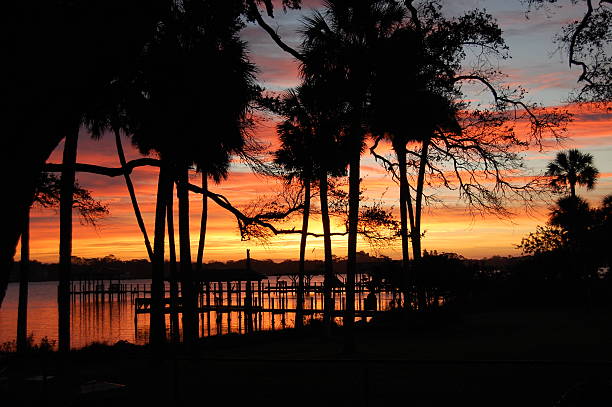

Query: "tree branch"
left=369, top=136, right=400, bottom=182
left=404, top=0, right=422, bottom=32
left=569, top=0, right=594, bottom=83
left=44, top=158, right=161, bottom=177
left=247, top=0, right=304, bottom=61
left=182, top=180, right=346, bottom=238
left=452, top=75, right=539, bottom=124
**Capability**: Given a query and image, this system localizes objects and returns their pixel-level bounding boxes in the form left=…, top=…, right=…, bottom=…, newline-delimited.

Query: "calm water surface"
left=0, top=276, right=395, bottom=349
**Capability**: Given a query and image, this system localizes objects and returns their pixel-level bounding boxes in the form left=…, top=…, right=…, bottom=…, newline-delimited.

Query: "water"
left=0, top=276, right=398, bottom=350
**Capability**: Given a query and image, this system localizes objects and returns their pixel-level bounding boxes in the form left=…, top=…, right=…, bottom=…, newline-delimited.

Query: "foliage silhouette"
left=523, top=0, right=612, bottom=104
left=519, top=194, right=611, bottom=279
left=546, top=149, right=599, bottom=198
left=368, top=1, right=570, bottom=309
left=0, top=0, right=165, bottom=307
left=299, top=0, right=408, bottom=352
left=125, top=0, right=260, bottom=346
left=272, top=82, right=354, bottom=329
left=274, top=86, right=318, bottom=329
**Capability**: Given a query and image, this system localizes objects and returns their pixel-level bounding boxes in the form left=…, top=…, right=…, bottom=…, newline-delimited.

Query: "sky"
left=21, top=0, right=612, bottom=263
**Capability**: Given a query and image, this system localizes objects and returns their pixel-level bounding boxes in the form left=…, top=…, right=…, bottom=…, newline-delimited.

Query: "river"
left=0, top=276, right=396, bottom=349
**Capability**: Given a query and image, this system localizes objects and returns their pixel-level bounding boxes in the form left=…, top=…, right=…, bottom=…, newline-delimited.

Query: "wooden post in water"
left=227, top=281, right=232, bottom=307
left=258, top=281, right=262, bottom=307
left=245, top=249, right=253, bottom=333
left=226, top=281, right=232, bottom=332
left=207, top=308, right=211, bottom=337
left=17, top=211, right=30, bottom=353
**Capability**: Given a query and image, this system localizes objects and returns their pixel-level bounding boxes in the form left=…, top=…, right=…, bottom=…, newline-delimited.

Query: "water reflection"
left=0, top=276, right=398, bottom=349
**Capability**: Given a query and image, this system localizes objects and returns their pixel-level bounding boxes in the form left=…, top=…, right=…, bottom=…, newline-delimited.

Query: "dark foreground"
left=3, top=305, right=612, bottom=407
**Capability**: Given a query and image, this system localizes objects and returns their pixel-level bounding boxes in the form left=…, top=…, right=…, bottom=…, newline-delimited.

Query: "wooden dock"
left=67, top=267, right=402, bottom=336
left=133, top=296, right=384, bottom=317
left=69, top=278, right=399, bottom=315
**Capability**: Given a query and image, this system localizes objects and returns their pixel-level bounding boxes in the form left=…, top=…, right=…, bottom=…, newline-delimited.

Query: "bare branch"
left=182, top=179, right=346, bottom=239
left=405, top=0, right=422, bottom=32
left=569, top=0, right=594, bottom=80
left=44, top=158, right=161, bottom=177
left=369, top=136, right=400, bottom=182
left=246, top=0, right=304, bottom=61
left=453, top=75, right=539, bottom=123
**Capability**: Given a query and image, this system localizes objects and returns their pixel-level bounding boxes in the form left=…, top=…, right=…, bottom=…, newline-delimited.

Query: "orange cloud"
left=28, top=102, right=611, bottom=263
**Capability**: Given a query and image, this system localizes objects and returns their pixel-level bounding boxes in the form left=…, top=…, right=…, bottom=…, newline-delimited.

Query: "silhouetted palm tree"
left=549, top=195, right=593, bottom=245
left=0, top=0, right=164, bottom=307
left=549, top=195, right=595, bottom=280
left=368, top=3, right=518, bottom=312
left=129, top=0, right=258, bottom=345
left=372, top=85, right=460, bottom=310
left=300, top=0, right=406, bottom=350
left=274, top=82, right=346, bottom=330
left=370, top=26, right=423, bottom=278
left=409, top=95, right=461, bottom=262
left=546, top=149, right=599, bottom=198
left=275, top=87, right=317, bottom=329
left=311, top=87, right=347, bottom=333
left=85, top=68, right=172, bottom=347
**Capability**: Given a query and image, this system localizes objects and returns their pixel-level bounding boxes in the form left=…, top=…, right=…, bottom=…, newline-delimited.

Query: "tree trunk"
left=344, top=149, right=360, bottom=353
left=395, top=141, right=413, bottom=309
left=1, top=124, right=68, bottom=308
left=177, top=165, right=198, bottom=345
left=167, top=183, right=180, bottom=343
left=17, top=208, right=30, bottom=352
left=395, top=143, right=410, bottom=268
left=196, top=171, right=208, bottom=272
left=570, top=182, right=576, bottom=198
left=413, top=137, right=430, bottom=311
left=114, top=128, right=154, bottom=262
left=296, top=179, right=311, bottom=329
left=405, top=175, right=416, bottom=239
left=58, top=131, right=78, bottom=352
left=405, top=153, right=417, bottom=310
left=412, top=137, right=430, bottom=261
left=150, top=165, right=170, bottom=346
left=320, top=173, right=335, bottom=334
left=195, top=172, right=209, bottom=335
left=245, top=249, right=253, bottom=333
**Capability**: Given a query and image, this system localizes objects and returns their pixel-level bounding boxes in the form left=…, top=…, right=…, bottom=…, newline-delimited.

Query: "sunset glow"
left=20, top=102, right=611, bottom=264
left=18, top=0, right=612, bottom=264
